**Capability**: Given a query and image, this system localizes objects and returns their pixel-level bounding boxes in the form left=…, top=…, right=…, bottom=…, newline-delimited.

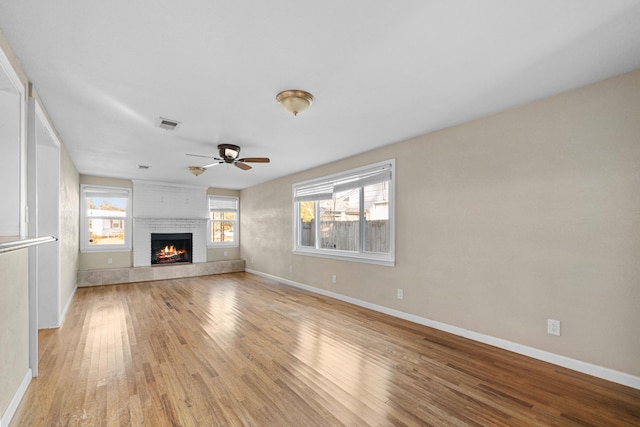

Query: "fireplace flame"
left=150, top=233, right=192, bottom=265
left=157, top=245, right=186, bottom=260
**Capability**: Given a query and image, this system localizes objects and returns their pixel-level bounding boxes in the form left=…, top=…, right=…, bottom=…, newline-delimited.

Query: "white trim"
left=245, top=268, right=640, bottom=390
left=0, top=368, right=32, bottom=427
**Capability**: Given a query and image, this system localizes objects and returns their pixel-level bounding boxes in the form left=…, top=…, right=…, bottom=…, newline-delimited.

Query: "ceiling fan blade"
left=238, top=157, right=270, bottom=163
left=234, top=162, right=252, bottom=171
left=186, top=153, right=218, bottom=159
left=203, top=161, right=223, bottom=168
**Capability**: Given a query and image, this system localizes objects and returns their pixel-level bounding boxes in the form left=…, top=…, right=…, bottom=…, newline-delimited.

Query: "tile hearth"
left=77, top=259, right=245, bottom=287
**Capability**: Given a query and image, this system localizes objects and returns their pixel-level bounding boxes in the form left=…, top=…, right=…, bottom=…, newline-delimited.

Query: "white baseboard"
left=0, top=368, right=32, bottom=427
left=246, top=269, right=640, bottom=390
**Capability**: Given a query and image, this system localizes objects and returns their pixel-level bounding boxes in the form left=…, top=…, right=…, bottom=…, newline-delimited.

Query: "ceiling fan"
left=186, top=144, right=270, bottom=172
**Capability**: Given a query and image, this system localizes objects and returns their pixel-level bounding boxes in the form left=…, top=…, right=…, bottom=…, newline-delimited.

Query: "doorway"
left=27, top=98, right=61, bottom=376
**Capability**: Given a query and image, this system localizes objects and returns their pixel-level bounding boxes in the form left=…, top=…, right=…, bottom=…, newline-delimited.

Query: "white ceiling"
left=1, top=1, right=639, bottom=189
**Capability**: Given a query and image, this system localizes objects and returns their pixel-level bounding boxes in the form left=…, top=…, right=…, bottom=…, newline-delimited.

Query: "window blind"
left=292, top=181, right=334, bottom=202
left=209, top=196, right=238, bottom=211
left=293, top=162, right=392, bottom=202
left=84, top=187, right=130, bottom=199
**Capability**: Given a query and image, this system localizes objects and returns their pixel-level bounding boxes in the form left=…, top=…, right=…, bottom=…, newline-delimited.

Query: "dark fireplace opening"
left=151, top=233, right=192, bottom=265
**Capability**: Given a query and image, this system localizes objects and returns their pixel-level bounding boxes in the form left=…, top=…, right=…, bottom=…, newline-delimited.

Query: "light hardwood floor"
left=10, top=272, right=640, bottom=426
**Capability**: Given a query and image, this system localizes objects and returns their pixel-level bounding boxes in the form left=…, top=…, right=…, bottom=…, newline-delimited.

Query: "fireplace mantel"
left=135, top=218, right=208, bottom=225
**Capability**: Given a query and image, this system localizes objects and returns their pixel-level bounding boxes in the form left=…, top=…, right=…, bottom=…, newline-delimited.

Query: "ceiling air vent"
left=157, top=117, right=181, bottom=131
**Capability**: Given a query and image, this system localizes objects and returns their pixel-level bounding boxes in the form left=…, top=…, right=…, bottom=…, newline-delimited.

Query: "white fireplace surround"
left=132, top=181, right=209, bottom=267
left=133, top=218, right=207, bottom=266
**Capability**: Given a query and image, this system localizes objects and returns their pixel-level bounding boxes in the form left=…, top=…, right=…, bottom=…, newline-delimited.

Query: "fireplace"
left=151, top=233, right=192, bottom=265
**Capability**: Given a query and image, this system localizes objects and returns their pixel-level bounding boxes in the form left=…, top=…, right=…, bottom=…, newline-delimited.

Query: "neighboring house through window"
left=80, top=185, right=131, bottom=252
left=208, top=196, right=239, bottom=247
left=293, top=159, right=395, bottom=266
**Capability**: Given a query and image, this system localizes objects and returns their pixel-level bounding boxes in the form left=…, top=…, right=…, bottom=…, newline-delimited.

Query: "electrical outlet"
left=331, top=274, right=337, bottom=284
left=223, top=250, right=228, bottom=257
left=289, top=265, right=293, bottom=273
left=397, top=288, right=404, bottom=299
left=547, top=319, right=561, bottom=336
left=107, top=257, right=113, bottom=265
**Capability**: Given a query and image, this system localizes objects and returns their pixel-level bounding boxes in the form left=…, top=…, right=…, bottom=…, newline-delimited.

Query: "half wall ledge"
left=77, top=259, right=245, bottom=287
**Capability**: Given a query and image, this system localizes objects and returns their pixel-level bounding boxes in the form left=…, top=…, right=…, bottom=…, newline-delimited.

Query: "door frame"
left=27, top=97, right=61, bottom=376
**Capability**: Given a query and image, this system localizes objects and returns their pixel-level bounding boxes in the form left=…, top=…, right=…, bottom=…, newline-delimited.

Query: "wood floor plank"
left=9, top=272, right=640, bottom=426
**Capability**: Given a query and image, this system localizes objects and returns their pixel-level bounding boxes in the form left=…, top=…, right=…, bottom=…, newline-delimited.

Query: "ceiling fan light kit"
left=218, top=144, right=241, bottom=161
left=276, top=89, right=314, bottom=116
left=186, top=144, right=270, bottom=173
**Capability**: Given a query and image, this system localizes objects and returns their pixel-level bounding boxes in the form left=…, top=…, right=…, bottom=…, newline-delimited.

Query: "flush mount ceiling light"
left=187, top=166, right=206, bottom=176
left=276, top=90, right=314, bottom=116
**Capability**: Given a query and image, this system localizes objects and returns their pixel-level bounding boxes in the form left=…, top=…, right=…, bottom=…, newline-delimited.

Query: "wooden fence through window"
left=300, top=220, right=389, bottom=253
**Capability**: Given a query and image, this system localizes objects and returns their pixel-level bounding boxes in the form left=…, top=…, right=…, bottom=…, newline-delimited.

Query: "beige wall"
left=60, top=144, right=79, bottom=308
left=0, top=250, right=29, bottom=419
left=241, top=69, right=640, bottom=377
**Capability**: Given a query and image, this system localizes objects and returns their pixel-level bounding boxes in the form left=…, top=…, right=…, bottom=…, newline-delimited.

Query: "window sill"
left=207, top=243, right=239, bottom=248
left=292, top=248, right=395, bottom=267
left=80, top=246, right=132, bottom=254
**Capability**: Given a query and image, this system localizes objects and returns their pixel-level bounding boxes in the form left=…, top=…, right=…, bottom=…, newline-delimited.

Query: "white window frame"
left=208, top=195, right=239, bottom=247
left=80, top=184, right=132, bottom=252
left=292, top=159, right=395, bottom=266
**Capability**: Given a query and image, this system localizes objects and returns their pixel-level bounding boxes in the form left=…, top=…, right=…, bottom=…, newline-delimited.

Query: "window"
left=293, top=159, right=395, bottom=266
left=208, top=196, right=239, bottom=247
left=80, top=185, right=131, bottom=252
